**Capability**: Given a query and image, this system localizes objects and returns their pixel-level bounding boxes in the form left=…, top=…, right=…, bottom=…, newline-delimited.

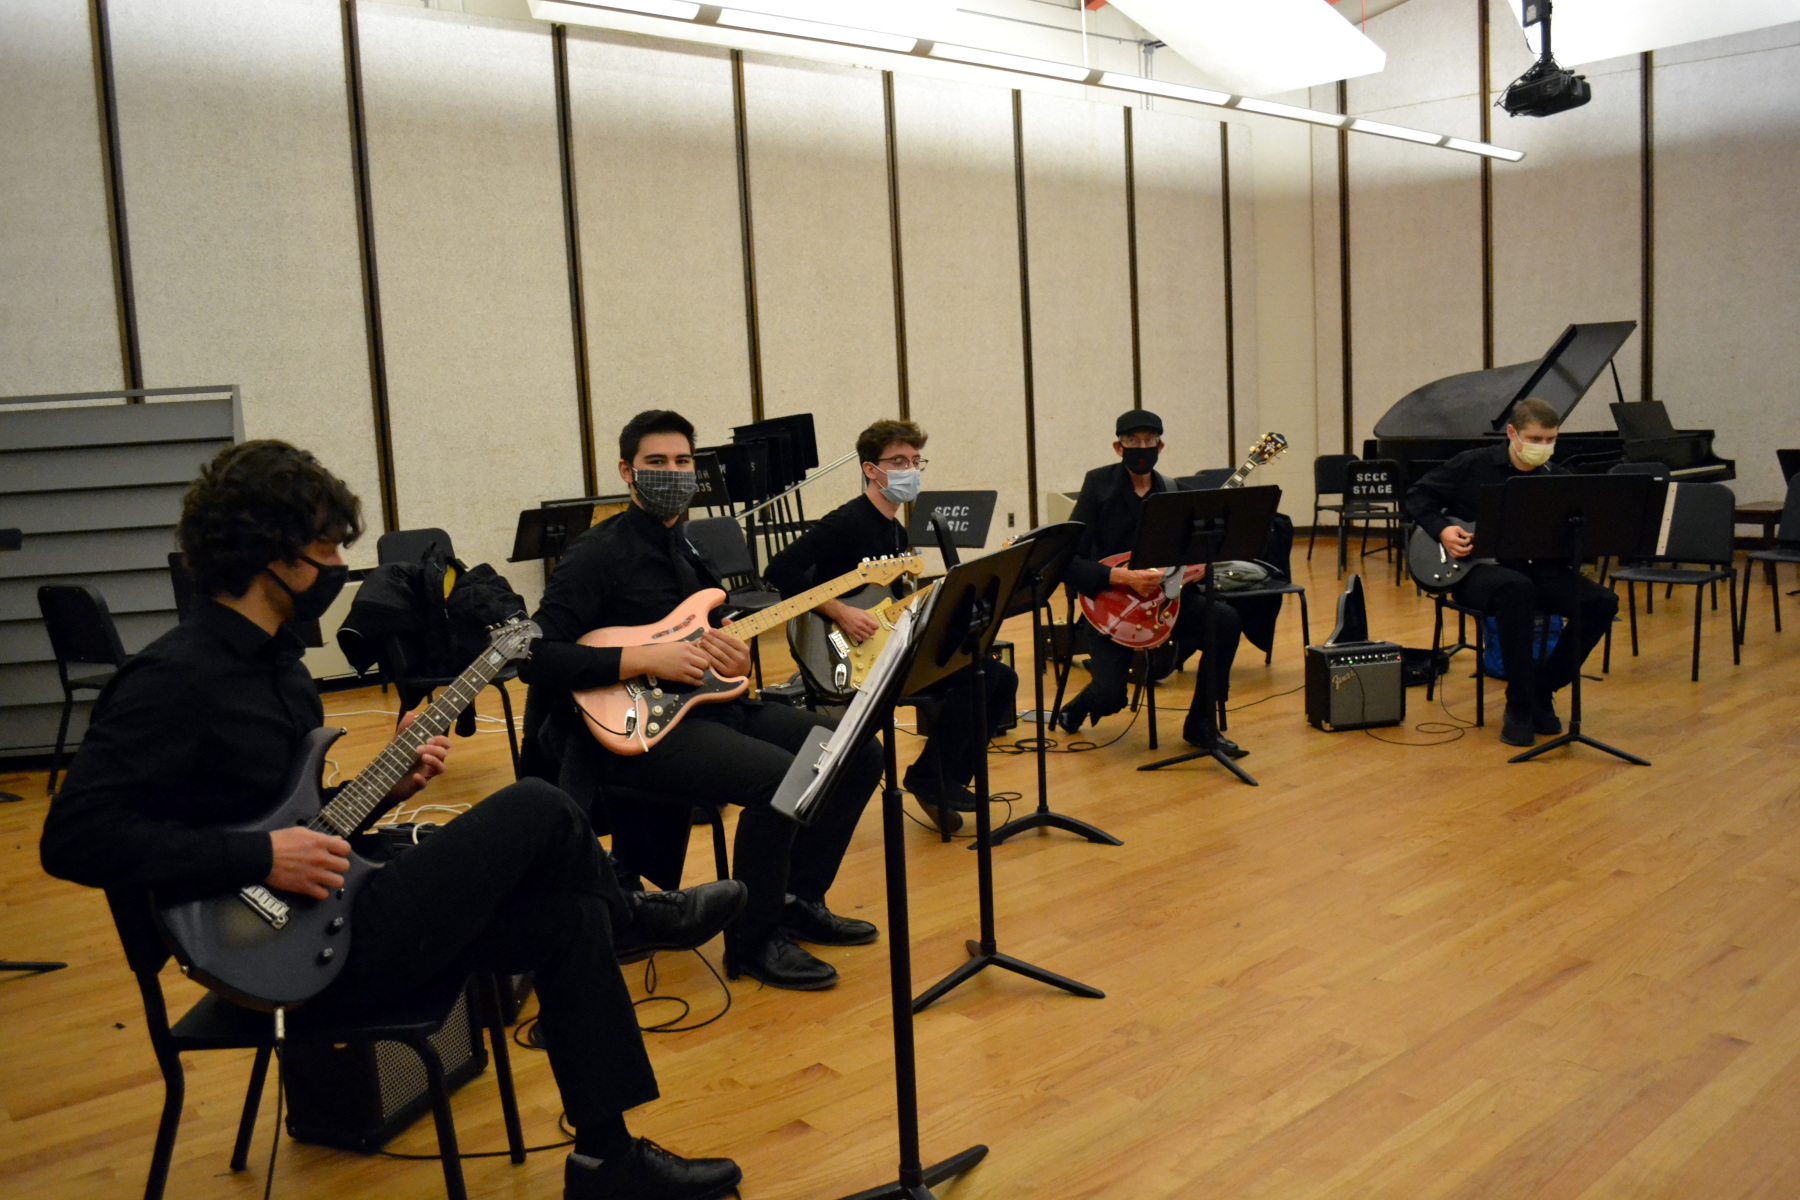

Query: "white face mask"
left=878, top=467, right=922, bottom=504
left=1512, top=436, right=1555, bottom=468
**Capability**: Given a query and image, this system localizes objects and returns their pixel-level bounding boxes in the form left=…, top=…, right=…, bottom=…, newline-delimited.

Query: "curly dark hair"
left=178, top=441, right=363, bottom=598
left=619, top=410, right=696, bottom=463
left=856, top=418, right=926, bottom=465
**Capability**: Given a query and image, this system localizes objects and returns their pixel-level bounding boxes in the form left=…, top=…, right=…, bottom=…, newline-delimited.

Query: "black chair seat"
left=169, top=974, right=466, bottom=1050
left=1746, top=545, right=1800, bottom=565
left=1609, top=565, right=1733, bottom=586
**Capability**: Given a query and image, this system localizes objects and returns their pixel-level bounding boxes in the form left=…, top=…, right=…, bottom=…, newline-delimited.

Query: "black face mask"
left=1122, top=445, right=1160, bottom=476
left=268, top=555, right=349, bottom=624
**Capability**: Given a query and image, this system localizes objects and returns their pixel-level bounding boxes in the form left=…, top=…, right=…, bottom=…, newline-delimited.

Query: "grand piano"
left=1370, top=321, right=1735, bottom=485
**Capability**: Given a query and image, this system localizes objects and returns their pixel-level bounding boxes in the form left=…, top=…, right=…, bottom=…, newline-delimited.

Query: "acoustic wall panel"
left=741, top=56, right=899, bottom=464
left=565, top=31, right=752, bottom=456
left=0, top=1, right=123, bottom=395
left=357, top=5, right=583, bottom=606
left=1020, top=92, right=1134, bottom=503
left=1344, top=96, right=1483, bottom=452
left=1132, top=108, right=1230, bottom=474
left=890, top=74, right=1028, bottom=549
left=1225, top=120, right=1265, bottom=473
left=1310, top=86, right=1347, bottom=460
left=107, top=0, right=383, bottom=551
left=1656, top=28, right=1800, bottom=503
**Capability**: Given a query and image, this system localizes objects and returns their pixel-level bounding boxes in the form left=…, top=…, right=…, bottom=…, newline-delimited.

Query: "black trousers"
left=1452, top=563, right=1618, bottom=702
left=316, top=779, right=656, bottom=1129
left=1073, top=587, right=1242, bottom=731
left=571, top=700, right=881, bottom=946
left=908, top=659, right=1019, bottom=787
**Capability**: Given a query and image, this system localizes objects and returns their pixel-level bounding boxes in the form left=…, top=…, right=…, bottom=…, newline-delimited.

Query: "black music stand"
left=772, top=601, right=987, bottom=1200
left=989, top=523, right=1120, bottom=847
left=1478, top=474, right=1663, bottom=766
left=508, top=502, right=594, bottom=563
left=905, top=545, right=1104, bottom=1012
left=1131, top=486, right=1281, bottom=783
left=906, top=491, right=998, bottom=552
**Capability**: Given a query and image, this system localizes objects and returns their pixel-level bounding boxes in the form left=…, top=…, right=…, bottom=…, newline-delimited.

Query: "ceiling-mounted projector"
left=1500, top=0, right=1591, bottom=117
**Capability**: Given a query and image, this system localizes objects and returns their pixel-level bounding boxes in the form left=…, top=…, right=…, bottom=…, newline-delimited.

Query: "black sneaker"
left=564, top=1139, right=741, bottom=1200
left=734, top=933, right=839, bottom=990
left=780, top=896, right=878, bottom=946
left=614, top=880, right=747, bottom=959
left=1500, top=705, right=1536, bottom=747
left=1530, top=694, right=1562, bottom=735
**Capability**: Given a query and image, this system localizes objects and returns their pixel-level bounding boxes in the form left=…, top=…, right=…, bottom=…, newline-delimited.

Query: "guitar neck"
left=317, top=648, right=512, bottom=836
left=728, top=567, right=909, bottom=642
left=1221, top=459, right=1260, bottom=490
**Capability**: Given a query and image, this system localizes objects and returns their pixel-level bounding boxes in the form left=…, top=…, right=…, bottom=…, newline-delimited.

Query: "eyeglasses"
left=877, top=456, right=928, bottom=470
left=1118, top=436, right=1161, bottom=449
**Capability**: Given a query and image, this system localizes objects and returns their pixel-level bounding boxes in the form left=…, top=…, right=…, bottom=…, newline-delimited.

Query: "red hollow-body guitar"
left=573, top=553, right=923, bottom=755
left=1077, top=432, right=1289, bottom=649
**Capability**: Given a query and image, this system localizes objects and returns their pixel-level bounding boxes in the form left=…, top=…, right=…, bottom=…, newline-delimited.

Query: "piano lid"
left=1373, top=321, right=1637, bottom=440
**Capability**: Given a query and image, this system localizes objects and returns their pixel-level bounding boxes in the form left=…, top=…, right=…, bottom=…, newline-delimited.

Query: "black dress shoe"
left=1500, top=705, right=1536, bottom=747
left=564, top=1139, right=742, bottom=1200
left=780, top=895, right=878, bottom=946
left=735, top=933, right=839, bottom=990
left=1054, top=700, right=1088, bottom=737
left=916, top=800, right=963, bottom=835
left=1182, top=726, right=1249, bottom=759
left=614, top=880, right=747, bottom=959
left=903, top=767, right=980, bottom=812
left=1530, top=694, right=1562, bottom=735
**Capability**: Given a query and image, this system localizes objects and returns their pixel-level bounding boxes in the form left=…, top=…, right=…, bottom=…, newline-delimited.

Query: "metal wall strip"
left=340, top=0, right=399, bottom=532
left=730, top=50, right=765, bottom=422
left=1478, top=0, right=1495, bottom=370
left=1641, top=51, right=1654, bottom=403
left=1124, top=107, right=1143, bottom=410
left=1337, top=80, right=1354, bottom=455
left=88, top=0, right=142, bottom=395
left=1012, top=90, right=1039, bottom=527
left=552, top=25, right=599, bottom=494
left=1221, top=123, right=1238, bottom=460
left=882, top=71, right=911, bottom=419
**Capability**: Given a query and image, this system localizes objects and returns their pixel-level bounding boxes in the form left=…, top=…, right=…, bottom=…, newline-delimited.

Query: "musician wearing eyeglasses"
left=1057, top=410, right=1247, bottom=756
left=765, top=419, right=1018, bottom=836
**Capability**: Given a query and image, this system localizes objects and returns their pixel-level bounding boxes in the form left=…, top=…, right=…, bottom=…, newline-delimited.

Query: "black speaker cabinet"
left=283, top=984, right=488, bottom=1152
left=1305, top=641, right=1405, bottom=731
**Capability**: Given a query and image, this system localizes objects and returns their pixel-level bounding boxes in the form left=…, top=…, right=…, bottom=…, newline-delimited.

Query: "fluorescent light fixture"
left=1096, top=72, right=1229, bottom=106
left=1505, top=0, right=1800, bottom=68
left=1348, top=118, right=1442, bottom=146
left=583, top=0, right=700, bottom=17
left=718, top=9, right=916, bottom=52
left=1105, top=0, right=1385, bottom=95
left=927, top=43, right=1094, bottom=83
left=1231, top=96, right=1347, bottom=128
left=730, top=1, right=956, bottom=39
left=1444, top=137, right=1526, bottom=162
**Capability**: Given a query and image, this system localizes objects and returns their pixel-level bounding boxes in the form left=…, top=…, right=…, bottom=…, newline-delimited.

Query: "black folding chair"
left=103, top=889, right=523, bottom=1200
left=1739, top=473, right=1800, bottom=640
left=1307, top=453, right=1357, bottom=562
left=1604, top=482, right=1739, bottom=681
left=37, top=584, right=129, bottom=794
left=685, top=515, right=783, bottom=689
left=1339, top=460, right=1405, bottom=583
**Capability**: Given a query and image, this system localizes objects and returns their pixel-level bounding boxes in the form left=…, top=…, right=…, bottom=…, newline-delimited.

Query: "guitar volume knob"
left=327, top=917, right=345, bottom=934
left=318, top=948, right=335, bottom=964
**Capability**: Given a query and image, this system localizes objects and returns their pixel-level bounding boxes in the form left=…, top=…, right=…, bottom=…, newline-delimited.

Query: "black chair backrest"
left=1779, top=448, right=1800, bottom=484
left=684, top=516, right=757, bottom=583
left=1610, top=461, right=1670, bottom=483
left=1177, top=468, right=1236, bottom=491
left=1664, top=482, right=1735, bottom=566
left=378, top=527, right=453, bottom=566
left=105, top=888, right=173, bottom=979
left=1343, top=459, right=1402, bottom=508
left=37, top=584, right=128, bottom=674
left=1313, top=453, right=1357, bottom=495
left=1780, top=472, right=1800, bottom=545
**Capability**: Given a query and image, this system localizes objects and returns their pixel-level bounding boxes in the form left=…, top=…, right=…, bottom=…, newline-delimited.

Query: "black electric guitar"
left=151, top=618, right=540, bottom=1011
left=1407, top=521, right=1485, bottom=591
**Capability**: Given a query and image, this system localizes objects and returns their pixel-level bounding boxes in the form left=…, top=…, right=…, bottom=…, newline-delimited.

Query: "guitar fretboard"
left=724, top=559, right=920, bottom=644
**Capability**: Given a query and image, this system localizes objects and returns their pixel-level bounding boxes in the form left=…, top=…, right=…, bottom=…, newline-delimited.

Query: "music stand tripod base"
left=1138, top=740, right=1258, bottom=784
left=835, top=1145, right=991, bottom=1200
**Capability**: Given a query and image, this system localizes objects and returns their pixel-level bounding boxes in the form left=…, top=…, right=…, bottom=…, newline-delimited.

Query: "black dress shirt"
left=521, top=503, right=724, bottom=697
left=39, top=601, right=318, bottom=892
left=1402, top=443, right=1565, bottom=539
left=765, top=494, right=909, bottom=601
left=1064, top=464, right=1179, bottom=597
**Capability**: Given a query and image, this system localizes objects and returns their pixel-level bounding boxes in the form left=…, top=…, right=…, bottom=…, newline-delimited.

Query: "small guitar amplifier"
left=1305, top=641, right=1404, bottom=731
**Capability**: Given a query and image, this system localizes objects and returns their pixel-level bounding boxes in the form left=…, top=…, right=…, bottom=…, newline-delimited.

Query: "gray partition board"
left=0, top=570, right=174, bottom=622
left=0, top=609, right=172, bottom=667
left=1, top=441, right=229, bottom=495
left=0, top=396, right=234, bottom=449
left=0, top=485, right=188, bottom=535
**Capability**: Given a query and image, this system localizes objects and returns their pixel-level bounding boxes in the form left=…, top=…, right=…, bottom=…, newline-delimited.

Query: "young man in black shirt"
left=1403, top=397, right=1620, bottom=747
left=764, top=419, right=1018, bottom=836
left=522, top=411, right=883, bottom=992
left=1058, top=410, right=1247, bottom=756
left=39, top=441, right=747, bottom=1200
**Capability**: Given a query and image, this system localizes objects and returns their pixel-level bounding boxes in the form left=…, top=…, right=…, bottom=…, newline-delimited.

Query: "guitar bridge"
left=237, top=885, right=290, bottom=929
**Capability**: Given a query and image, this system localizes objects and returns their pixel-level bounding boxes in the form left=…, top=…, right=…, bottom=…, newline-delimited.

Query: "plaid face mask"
left=631, top=468, right=699, bottom=521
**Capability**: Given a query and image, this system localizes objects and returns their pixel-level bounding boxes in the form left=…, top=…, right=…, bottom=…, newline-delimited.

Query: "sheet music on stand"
left=773, top=592, right=936, bottom=825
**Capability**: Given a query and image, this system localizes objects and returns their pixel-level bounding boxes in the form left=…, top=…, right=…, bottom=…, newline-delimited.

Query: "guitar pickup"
left=237, top=884, right=291, bottom=929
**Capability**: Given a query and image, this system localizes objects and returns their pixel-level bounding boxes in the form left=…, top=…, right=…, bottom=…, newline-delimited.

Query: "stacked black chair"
left=1338, top=459, right=1406, bottom=583
left=1307, top=453, right=1358, bottom=562
left=1604, top=482, right=1740, bottom=680
left=1738, top=472, right=1800, bottom=640
left=37, top=583, right=129, bottom=794
left=104, top=889, right=523, bottom=1200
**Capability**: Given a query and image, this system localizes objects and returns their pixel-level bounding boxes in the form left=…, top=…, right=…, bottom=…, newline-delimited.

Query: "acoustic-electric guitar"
left=1078, top=431, right=1289, bottom=650
left=150, top=618, right=541, bottom=1012
left=573, top=553, right=924, bottom=754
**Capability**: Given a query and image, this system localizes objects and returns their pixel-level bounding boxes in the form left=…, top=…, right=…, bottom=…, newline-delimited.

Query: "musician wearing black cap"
left=1056, top=411, right=1246, bottom=755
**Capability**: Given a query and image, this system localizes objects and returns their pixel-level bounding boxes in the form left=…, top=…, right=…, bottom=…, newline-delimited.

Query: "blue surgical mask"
left=879, top=467, right=922, bottom=505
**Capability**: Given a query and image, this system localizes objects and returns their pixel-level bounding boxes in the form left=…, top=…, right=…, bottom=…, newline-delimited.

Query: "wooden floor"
left=4, top=544, right=1799, bottom=1200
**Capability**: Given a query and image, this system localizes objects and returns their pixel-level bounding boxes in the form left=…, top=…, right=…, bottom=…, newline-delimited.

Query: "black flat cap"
left=1115, top=410, right=1163, bottom=437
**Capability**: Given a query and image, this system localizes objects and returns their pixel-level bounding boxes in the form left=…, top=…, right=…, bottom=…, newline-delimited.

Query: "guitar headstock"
left=487, top=617, right=542, bottom=663
left=1244, top=431, right=1290, bottom=468
left=857, top=553, right=926, bottom=586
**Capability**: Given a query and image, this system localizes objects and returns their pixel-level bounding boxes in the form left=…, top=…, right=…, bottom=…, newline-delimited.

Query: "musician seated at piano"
left=763, top=418, right=1018, bottom=837
left=1057, top=410, right=1247, bottom=757
left=39, top=441, right=748, bottom=1200
left=1402, top=397, right=1620, bottom=747
left=521, top=409, right=884, bottom=992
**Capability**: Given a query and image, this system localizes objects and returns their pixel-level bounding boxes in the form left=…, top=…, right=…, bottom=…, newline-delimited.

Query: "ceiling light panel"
left=927, top=43, right=1093, bottom=83
left=1505, top=0, right=1800, bottom=67
left=1096, top=72, right=1229, bottom=106
left=717, top=9, right=916, bottom=52
left=1104, top=0, right=1386, bottom=96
